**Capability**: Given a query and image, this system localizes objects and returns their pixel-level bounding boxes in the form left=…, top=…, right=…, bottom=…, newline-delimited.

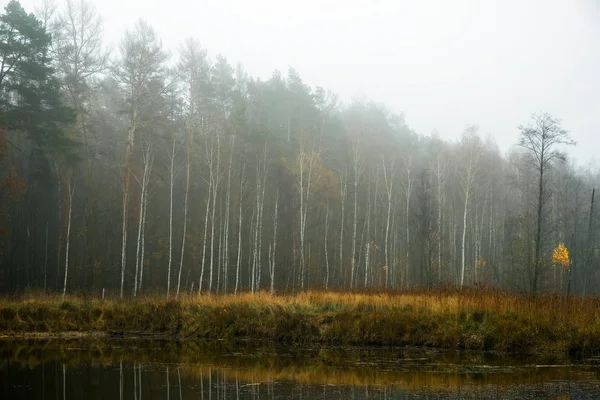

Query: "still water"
left=2, top=338, right=600, bottom=399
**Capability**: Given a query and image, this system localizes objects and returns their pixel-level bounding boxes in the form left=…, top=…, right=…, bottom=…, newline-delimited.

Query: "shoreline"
left=0, top=330, right=572, bottom=359
left=1, top=290, right=599, bottom=356
left=1, top=336, right=595, bottom=392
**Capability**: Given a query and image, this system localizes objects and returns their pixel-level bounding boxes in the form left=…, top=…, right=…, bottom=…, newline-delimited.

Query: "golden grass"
left=2, top=289, right=600, bottom=355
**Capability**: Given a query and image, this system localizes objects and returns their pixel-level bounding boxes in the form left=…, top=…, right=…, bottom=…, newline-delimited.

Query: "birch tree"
left=382, top=156, right=397, bottom=288
left=252, top=146, right=269, bottom=292
left=112, top=20, right=170, bottom=298
left=166, top=139, right=179, bottom=298
left=137, top=156, right=152, bottom=294
left=295, top=137, right=322, bottom=289
left=235, top=164, right=245, bottom=295
left=133, top=144, right=153, bottom=297
left=324, top=205, right=330, bottom=289
left=177, top=38, right=208, bottom=297
left=350, top=139, right=364, bottom=288
left=221, top=135, right=235, bottom=294
left=199, top=131, right=220, bottom=293
left=270, top=189, right=279, bottom=294
left=176, top=133, right=191, bottom=298
left=459, top=127, right=482, bottom=287
left=54, top=0, right=109, bottom=141
left=198, top=153, right=211, bottom=293
left=51, top=0, right=109, bottom=292
left=177, top=38, right=211, bottom=296
left=433, top=151, right=448, bottom=282
left=402, top=155, right=413, bottom=288
left=338, top=166, right=348, bottom=285
left=62, top=178, right=75, bottom=297
left=208, top=133, right=221, bottom=292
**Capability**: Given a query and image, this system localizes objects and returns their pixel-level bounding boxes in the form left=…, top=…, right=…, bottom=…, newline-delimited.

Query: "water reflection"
left=1, top=339, right=600, bottom=399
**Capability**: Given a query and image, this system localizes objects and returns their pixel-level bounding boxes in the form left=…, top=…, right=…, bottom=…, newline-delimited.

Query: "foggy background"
left=17, top=0, right=600, bottom=164
left=4, top=0, right=600, bottom=297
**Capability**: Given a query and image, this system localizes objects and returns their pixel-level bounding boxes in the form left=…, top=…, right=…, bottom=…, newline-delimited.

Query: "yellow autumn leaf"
left=552, top=243, right=570, bottom=268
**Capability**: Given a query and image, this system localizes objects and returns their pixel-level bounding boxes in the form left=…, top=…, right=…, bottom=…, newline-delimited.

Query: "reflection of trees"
left=2, top=339, right=599, bottom=395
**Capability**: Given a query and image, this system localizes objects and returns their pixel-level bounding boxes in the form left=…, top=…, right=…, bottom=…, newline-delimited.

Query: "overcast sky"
left=18, top=0, right=600, bottom=166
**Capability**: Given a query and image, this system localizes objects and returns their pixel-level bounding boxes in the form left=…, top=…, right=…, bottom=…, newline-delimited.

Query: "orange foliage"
left=0, top=127, right=8, bottom=160
left=282, top=152, right=340, bottom=206
left=5, top=167, right=27, bottom=201
left=475, top=256, right=486, bottom=269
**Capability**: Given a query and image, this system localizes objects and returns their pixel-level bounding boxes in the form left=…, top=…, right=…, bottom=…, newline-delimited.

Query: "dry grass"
left=2, top=289, right=600, bottom=355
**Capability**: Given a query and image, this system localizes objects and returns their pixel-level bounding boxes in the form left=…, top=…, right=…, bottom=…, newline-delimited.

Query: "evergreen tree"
left=0, top=0, right=74, bottom=148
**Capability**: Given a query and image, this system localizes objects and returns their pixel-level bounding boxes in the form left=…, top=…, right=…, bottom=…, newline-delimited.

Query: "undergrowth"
left=1, top=289, right=599, bottom=355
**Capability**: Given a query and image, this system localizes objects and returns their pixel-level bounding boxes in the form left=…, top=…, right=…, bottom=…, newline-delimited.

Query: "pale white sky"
left=16, top=0, right=600, bottom=165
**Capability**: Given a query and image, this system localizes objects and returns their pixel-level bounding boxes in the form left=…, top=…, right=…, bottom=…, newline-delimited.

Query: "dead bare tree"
left=518, top=113, right=574, bottom=294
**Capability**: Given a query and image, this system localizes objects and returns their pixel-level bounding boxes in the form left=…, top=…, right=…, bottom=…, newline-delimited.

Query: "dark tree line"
left=1, top=0, right=597, bottom=296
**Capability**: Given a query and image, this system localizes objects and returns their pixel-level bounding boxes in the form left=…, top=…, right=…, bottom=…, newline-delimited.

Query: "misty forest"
left=1, top=0, right=598, bottom=299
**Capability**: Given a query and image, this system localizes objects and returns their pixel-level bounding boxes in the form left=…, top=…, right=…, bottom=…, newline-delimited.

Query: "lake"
left=2, top=337, right=600, bottom=399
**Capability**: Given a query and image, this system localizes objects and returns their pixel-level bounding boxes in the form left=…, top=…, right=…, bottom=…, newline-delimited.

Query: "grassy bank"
left=1, top=290, right=600, bottom=355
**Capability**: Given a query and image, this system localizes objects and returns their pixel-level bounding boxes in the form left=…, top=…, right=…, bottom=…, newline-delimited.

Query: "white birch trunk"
left=138, top=176, right=149, bottom=294
left=270, top=189, right=278, bottom=294
left=44, top=221, right=48, bottom=292
left=222, top=135, right=235, bottom=294
left=120, top=184, right=128, bottom=299
left=208, top=134, right=221, bottom=292
left=382, top=157, right=396, bottom=288
left=121, top=121, right=137, bottom=299
left=364, top=175, right=372, bottom=288
left=217, top=201, right=224, bottom=293
left=364, top=243, right=370, bottom=288
left=324, top=205, right=330, bottom=290
left=298, top=148, right=305, bottom=289
left=351, top=172, right=358, bottom=289
left=250, top=204, right=257, bottom=292
left=167, top=141, right=176, bottom=297
left=134, top=146, right=152, bottom=297
left=62, top=181, right=74, bottom=297
left=403, top=156, right=413, bottom=288
left=339, top=167, right=347, bottom=285
left=350, top=140, right=362, bottom=289
left=176, top=143, right=190, bottom=298
left=460, top=160, right=472, bottom=288
left=256, top=146, right=268, bottom=292
left=134, top=174, right=145, bottom=297
left=252, top=176, right=260, bottom=293
left=435, top=154, right=446, bottom=283
left=235, top=164, right=245, bottom=295
left=199, top=166, right=212, bottom=293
